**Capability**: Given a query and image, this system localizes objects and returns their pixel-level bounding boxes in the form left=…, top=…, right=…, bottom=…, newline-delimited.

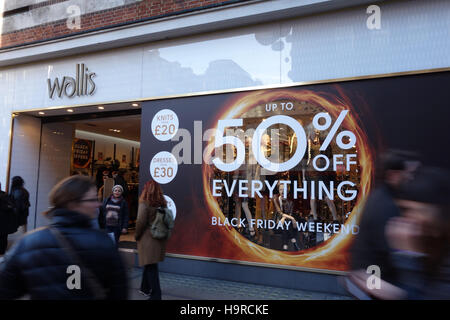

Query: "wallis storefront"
left=7, top=68, right=450, bottom=296
left=2, top=0, right=450, bottom=295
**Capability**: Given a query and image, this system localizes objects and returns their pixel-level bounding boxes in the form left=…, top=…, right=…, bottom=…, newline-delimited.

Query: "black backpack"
left=0, top=192, right=19, bottom=235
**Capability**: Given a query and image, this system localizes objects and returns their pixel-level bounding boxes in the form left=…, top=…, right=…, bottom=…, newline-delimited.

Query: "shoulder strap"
left=48, top=227, right=107, bottom=300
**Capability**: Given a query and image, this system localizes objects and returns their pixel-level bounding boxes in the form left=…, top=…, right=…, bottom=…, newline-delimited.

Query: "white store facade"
left=1, top=0, right=449, bottom=293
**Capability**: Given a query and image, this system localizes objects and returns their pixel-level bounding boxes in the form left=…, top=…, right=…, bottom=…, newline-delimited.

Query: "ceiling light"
left=67, top=109, right=74, bottom=113
left=98, top=106, right=104, bottom=110
left=132, top=103, right=139, bottom=107
left=38, top=112, right=45, bottom=115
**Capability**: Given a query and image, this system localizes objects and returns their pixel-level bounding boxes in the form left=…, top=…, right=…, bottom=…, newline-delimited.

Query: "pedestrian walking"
left=135, top=180, right=172, bottom=300
left=9, top=176, right=30, bottom=233
left=99, top=185, right=129, bottom=244
left=349, top=149, right=421, bottom=284
left=0, top=175, right=128, bottom=300
left=0, top=185, right=17, bottom=255
left=346, top=166, right=450, bottom=299
left=383, top=166, right=450, bottom=299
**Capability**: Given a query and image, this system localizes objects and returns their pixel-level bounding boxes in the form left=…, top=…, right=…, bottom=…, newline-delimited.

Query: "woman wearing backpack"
left=135, top=180, right=169, bottom=300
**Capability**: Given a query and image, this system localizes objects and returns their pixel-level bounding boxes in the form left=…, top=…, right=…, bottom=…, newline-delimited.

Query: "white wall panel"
left=0, top=67, right=14, bottom=188
left=141, top=25, right=281, bottom=96
left=281, top=0, right=450, bottom=82
left=8, top=114, right=41, bottom=228
left=41, top=48, right=144, bottom=109
left=34, top=122, right=74, bottom=228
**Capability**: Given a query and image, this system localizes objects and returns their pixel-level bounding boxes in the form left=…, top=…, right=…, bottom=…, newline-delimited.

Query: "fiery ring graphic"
left=202, top=89, right=373, bottom=271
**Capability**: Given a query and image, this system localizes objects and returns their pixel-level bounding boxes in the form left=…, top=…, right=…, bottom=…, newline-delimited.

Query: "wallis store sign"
left=47, top=64, right=96, bottom=99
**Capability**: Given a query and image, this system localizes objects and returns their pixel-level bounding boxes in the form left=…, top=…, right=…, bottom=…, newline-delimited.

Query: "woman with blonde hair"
left=135, top=180, right=170, bottom=300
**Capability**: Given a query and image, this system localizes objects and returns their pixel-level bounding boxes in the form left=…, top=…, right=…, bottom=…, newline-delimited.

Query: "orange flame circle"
left=202, top=89, right=373, bottom=271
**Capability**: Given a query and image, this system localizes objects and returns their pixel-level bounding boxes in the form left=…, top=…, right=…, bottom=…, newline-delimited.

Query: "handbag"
left=48, top=227, right=107, bottom=300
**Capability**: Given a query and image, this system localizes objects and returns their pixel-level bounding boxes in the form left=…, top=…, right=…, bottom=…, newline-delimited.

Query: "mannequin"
left=233, top=134, right=256, bottom=238
left=304, top=124, right=338, bottom=221
left=272, top=182, right=300, bottom=251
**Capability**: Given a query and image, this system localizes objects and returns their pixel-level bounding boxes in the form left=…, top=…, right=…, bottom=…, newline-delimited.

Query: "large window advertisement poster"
left=140, top=71, right=449, bottom=273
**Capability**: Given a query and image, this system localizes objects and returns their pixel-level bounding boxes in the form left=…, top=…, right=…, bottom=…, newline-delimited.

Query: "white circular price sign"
left=150, top=151, right=178, bottom=184
left=163, top=195, right=177, bottom=220
left=151, top=109, right=179, bottom=141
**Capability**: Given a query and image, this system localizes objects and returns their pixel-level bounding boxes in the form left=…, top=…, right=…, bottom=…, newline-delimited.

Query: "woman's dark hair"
left=11, top=176, right=24, bottom=190
left=46, top=175, right=96, bottom=214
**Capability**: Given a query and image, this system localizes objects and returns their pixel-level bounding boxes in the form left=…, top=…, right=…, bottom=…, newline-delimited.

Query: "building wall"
left=0, top=0, right=248, bottom=49
left=0, top=0, right=449, bottom=293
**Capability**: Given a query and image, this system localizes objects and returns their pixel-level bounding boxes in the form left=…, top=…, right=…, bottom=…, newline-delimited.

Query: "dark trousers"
left=106, top=226, right=121, bottom=244
left=140, top=264, right=161, bottom=300
left=0, top=234, right=8, bottom=255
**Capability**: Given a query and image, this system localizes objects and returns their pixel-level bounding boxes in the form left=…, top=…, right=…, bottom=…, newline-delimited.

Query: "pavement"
left=4, top=229, right=352, bottom=300
left=127, top=267, right=352, bottom=300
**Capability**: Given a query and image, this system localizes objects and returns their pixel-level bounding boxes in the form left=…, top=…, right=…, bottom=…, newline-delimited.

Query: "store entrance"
left=9, top=104, right=143, bottom=249
left=68, top=114, right=141, bottom=248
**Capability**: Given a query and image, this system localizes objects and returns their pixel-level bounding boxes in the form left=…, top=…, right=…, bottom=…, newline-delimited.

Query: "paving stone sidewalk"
left=127, top=267, right=353, bottom=300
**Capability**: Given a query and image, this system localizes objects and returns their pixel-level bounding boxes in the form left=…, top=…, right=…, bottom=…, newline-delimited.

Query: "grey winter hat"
left=112, top=185, right=124, bottom=193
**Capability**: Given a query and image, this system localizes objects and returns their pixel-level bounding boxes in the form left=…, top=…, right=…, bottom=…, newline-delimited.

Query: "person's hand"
left=121, top=228, right=128, bottom=234
left=282, top=213, right=296, bottom=222
left=385, top=216, right=423, bottom=253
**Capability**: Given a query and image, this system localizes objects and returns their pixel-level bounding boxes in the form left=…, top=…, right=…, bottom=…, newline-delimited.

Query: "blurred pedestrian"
left=383, top=166, right=450, bottom=299
left=0, top=185, right=14, bottom=255
left=0, top=175, right=128, bottom=300
left=135, top=180, right=170, bottom=300
left=350, top=149, right=421, bottom=284
left=9, top=176, right=30, bottom=233
left=99, top=185, right=129, bottom=244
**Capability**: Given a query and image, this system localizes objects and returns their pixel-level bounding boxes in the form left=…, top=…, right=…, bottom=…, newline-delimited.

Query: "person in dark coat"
left=98, top=185, right=129, bottom=244
left=0, top=188, right=12, bottom=255
left=0, top=175, right=128, bottom=300
left=350, top=149, right=421, bottom=284
left=135, top=180, right=169, bottom=300
left=0, top=183, right=20, bottom=255
left=348, top=167, right=450, bottom=299
left=9, top=176, right=30, bottom=232
left=384, top=166, right=450, bottom=299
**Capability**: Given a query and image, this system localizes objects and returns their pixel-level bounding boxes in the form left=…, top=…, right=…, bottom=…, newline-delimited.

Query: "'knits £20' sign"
left=47, top=63, right=96, bottom=99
